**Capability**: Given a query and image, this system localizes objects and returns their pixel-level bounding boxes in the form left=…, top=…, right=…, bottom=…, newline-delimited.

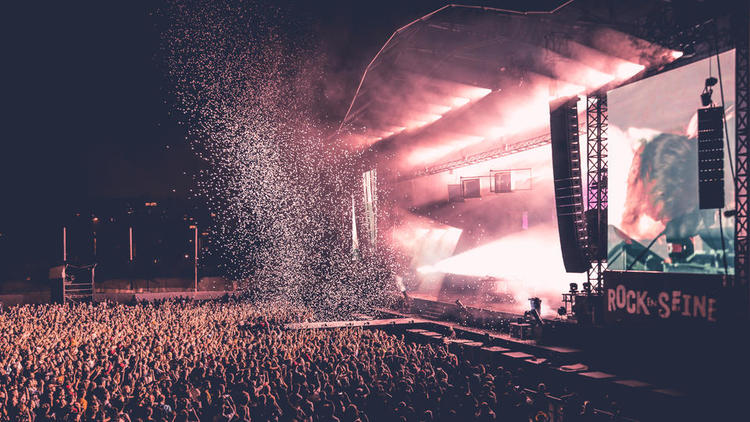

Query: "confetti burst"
left=160, top=0, right=402, bottom=318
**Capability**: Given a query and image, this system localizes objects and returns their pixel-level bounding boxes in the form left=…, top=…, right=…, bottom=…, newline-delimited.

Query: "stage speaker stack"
left=697, top=106, right=725, bottom=209
left=549, top=98, right=589, bottom=272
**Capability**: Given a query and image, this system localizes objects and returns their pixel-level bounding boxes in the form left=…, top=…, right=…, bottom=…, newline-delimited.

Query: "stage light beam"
left=451, top=97, right=471, bottom=107
left=616, top=62, right=646, bottom=80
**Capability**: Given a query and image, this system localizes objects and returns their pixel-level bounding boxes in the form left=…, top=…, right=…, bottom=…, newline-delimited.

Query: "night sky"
left=1, top=0, right=562, bottom=260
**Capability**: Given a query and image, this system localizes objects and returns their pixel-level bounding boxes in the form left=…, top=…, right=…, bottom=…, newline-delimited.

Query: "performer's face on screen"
left=621, top=133, right=699, bottom=238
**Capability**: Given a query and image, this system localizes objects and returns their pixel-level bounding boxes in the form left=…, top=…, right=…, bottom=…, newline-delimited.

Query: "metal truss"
left=401, top=133, right=551, bottom=181
left=586, top=94, right=608, bottom=211
left=733, top=10, right=749, bottom=292
left=587, top=262, right=604, bottom=293
left=586, top=94, right=608, bottom=290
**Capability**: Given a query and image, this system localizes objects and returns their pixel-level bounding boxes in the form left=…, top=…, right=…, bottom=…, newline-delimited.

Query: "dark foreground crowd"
left=0, top=299, right=602, bottom=422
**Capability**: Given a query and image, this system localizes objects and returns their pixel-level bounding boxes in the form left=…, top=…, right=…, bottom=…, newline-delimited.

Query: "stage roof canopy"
left=340, top=0, right=735, bottom=180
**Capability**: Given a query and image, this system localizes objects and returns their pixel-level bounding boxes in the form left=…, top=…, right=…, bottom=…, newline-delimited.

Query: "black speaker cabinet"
left=697, top=106, right=724, bottom=209
left=550, top=98, right=589, bottom=272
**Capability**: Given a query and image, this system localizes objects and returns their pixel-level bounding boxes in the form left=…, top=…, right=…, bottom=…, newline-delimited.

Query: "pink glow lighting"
left=615, top=62, right=646, bottom=80
left=423, top=225, right=581, bottom=315
left=551, top=83, right=585, bottom=100
left=451, top=97, right=471, bottom=107
left=425, top=114, right=442, bottom=123
left=468, top=87, right=493, bottom=98
left=671, top=50, right=684, bottom=59
left=486, top=126, right=509, bottom=139
left=408, top=135, right=485, bottom=165
left=430, top=105, right=453, bottom=114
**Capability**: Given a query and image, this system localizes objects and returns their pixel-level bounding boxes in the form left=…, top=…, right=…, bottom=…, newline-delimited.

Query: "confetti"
left=160, top=0, right=401, bottom=319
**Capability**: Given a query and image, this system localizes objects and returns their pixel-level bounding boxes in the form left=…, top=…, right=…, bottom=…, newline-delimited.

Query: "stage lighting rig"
left=582, top=281, right=593, bottom=294
left=680, top=44, right=696, bottom=59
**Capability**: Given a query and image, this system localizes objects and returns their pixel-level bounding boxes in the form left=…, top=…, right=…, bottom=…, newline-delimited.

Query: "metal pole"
left=129, top=227, right=133, bottom=262
left=194, top=226, right=198, bottom=294
left=63, top=226, right=67, bottom=262
left=129, top=226, right=134, bottom=292
left=62, top=265, right=66, bottom=304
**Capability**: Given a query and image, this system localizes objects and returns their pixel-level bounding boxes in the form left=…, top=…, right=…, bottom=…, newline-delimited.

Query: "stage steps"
left=376, top=306, right=689, bottom=420
left=289, top=310, right=693, bottom=421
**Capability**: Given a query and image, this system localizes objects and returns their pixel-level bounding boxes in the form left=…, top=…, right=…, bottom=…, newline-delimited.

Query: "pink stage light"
left=421, top=225, right=581, bottom=315
left=615, top=62, right=646, bottom=80
left=550, top=83, right=585, bottom=100
left=408, top=135, right=485, bottom=165
left=380, top=87, right=492, bottom=140
left=416, top=265, right=434, bottom=274
left=671, top=50, right=684, bottom=59
left=450, top=87, right=491, bottom=108
left=451, top=97, right=471, bottom=107
left=493, top=94, right=550, bottom=135
left=468, top=87, right=493, bottom=98
left=586, top=69, right=616, bottom=87
left=390, top=211, right=464, bottom=297
left=430, top=105, right=453, bottom=114
left=425, top=114, right=442, bottom=123
left=403, top=114, right=443, bottom=132
left=486, top=126, right=509, bottom=139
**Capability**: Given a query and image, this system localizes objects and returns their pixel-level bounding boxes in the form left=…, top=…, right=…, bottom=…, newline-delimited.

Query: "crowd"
left=0, top=298, right=604, bottom=421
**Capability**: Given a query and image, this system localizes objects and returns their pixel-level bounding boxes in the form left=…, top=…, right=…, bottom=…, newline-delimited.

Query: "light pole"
left=92, top=216, right=99, bottom=257
left=129, top=226, right=134, bottom=291
left=62, top=226, right=67, bottom=262
left=190, top=225, right=198, bottom=294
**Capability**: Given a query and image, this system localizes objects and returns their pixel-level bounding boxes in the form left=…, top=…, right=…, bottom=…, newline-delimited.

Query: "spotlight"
left=701, top=77, right=718, bottom=107
left=681, top=44, right=696, bottom=58
left=557, top=306, right=567, bottom=317
left=569, top=283, right=578, bottom=294
left=582, top=282, right=592, bottom=294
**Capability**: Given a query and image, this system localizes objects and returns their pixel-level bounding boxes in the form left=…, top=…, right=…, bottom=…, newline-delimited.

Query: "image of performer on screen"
left=614, top=132, right=732, bottom=273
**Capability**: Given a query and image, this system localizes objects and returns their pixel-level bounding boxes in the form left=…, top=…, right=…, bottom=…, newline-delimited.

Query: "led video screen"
left=607, top=50, right=735, bottom=274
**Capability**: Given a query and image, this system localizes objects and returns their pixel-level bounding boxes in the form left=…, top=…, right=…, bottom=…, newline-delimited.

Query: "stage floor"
left=408, top=291, right=531, bottom=317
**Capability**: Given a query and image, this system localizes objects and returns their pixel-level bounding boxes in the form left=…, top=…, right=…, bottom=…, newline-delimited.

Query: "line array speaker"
left=550, top=98, right=589, bottom=272
left=697, top=106, right=725, bottom=209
